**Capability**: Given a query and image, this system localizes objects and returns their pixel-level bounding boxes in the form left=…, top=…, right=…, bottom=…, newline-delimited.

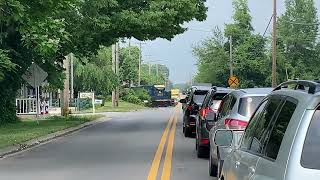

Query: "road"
left=0, top=107, right=214, bottom=180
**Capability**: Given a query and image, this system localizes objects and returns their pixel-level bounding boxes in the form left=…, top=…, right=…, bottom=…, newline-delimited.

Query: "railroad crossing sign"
left=228, top=76, right=239, bottom=88
left=22, top=63, right=48, bottom=88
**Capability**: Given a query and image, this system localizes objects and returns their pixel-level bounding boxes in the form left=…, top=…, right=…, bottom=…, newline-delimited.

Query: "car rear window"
left=193, top=90, right=208, bottom=105
left=301, top=109, right=320, bottom=170
left=238, top=96, right=265, bottom=117
left=209, top=93, right=227, bottom=111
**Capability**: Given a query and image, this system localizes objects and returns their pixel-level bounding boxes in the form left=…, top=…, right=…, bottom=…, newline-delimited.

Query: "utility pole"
left=61, top=55, right=70, bottom=116
left=272, top=0, right=277, bottom=87
left=112, top=44, right=116, bottom=107
left=148, top=63, right=151, bottom=76
left=138, top=42, right=142, bottom=86
left=229, top=36, right=234, bottom=77
left=116, top=42, right=120, bottom=107
left=156, top=64, right=159, bottom=79
left=70, top=53, right=74, bottom=103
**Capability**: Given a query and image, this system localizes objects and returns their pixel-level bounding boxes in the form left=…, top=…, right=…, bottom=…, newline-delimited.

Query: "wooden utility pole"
left=229, top=36, right=234, bottom=77
left=148, top=63, right=151, bottom=76
left=112, top=44, right=116, bottom=107
left=138, top=42, right=142, bottom=86
left=70, top=53, right=74, bottom=102
left=156, top=64, right=159, bottom=80
left=116, top=42, right=120, bottom=107
left=61, top=55, right=70, bottom=116
left=272, top=0, right=277, bottom=87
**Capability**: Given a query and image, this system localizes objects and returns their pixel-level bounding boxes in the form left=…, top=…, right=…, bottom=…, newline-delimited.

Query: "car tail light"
left=224, top=118, right=248, bottom=129
left=187, top=105, right=193, bottom=111
left=200, top=108, right=213, bottom=118
left=201, top=138, right=209, bottom=145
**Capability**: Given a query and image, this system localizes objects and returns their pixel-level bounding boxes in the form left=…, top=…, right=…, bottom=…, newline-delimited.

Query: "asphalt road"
left=0, top=107, right=215, bottom=180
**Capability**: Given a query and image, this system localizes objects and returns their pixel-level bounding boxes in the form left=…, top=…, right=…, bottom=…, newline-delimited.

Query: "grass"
left=77, top=101, right=146, bottom=113
left=0, top=115, right=102, bottom=149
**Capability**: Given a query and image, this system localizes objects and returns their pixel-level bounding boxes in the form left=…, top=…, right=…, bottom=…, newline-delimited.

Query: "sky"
left=130, top=0, right=319, bottom=84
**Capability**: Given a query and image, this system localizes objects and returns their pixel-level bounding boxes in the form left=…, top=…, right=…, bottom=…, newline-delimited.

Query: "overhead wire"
left=263, top=16, right=274, bottom=37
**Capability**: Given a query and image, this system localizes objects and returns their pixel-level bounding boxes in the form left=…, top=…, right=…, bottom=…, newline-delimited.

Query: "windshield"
left=238, top=96, right=265, bottom=117
left=210, top=100, right=222, bottom=111
left=193, top=90, right=208, bottom=105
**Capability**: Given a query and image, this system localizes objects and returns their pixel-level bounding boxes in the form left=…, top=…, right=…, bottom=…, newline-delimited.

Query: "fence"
left=16, top=98, right=37, bottom=115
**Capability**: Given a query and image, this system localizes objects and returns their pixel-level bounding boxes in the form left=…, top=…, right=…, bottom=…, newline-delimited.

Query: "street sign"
left=80, top=92, right=94, bottom=99
left=22, top=63, right=48, bottom=88
left=228, top=76, right=239, bottom=88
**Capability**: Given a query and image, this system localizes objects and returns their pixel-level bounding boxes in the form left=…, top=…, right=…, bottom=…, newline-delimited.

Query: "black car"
left=180, top=86, right=211, bottom=137
left=195, top=87, right=233, bottom=158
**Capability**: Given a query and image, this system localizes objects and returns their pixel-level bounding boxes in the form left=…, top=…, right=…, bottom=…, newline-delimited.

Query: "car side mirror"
left=205, top=111, right=217, bottom=122
left=179, top=99, right=187, bottom=104
left=214, top=130, right=233, bottom=147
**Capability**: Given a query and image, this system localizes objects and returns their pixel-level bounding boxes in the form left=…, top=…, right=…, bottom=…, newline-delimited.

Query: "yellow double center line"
left=147, top=106, right=180, bottom=180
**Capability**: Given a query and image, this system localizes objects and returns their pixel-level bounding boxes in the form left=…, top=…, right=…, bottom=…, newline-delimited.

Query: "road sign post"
left=22, top=63, right=48, bottom=119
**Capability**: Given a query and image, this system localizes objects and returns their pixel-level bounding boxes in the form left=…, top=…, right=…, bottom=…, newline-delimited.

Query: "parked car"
left=208, top=88, right=272, bottom=176
left=219, top=80, right=320, bottom=180
left=211, top=129, right=244, bottom=178
left=195, top=87, right=233, bottom=158
left=180, top=85, right=211, bottom=137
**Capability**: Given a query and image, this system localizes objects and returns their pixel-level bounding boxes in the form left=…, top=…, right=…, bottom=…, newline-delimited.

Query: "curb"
left=0, top=116, right=111, bottom=159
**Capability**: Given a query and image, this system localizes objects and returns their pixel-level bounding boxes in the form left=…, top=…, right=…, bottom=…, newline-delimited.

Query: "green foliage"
left=0, top=0, right=207, bottom=123
left=195, top=0, right=269, bottom=88
left=119, top=46, right=140, bottom=86
left=278, top=0, right=320, bottom=80
left=74, top=47, right=118, bottom=96
left=121, top=88, right=151, bottom=105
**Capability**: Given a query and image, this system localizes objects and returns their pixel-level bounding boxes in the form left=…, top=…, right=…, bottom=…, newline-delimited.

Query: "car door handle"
left=249, top=166, right=256, bottom=174
left=235, top=161, right=240, bottom=168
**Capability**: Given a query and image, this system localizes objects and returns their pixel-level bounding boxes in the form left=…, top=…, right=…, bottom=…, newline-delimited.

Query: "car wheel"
left=197, top=145, right=207, bottom=158
left=184, top=127, right=191, bottom=137
left=209, top=153, right=218, bottom=177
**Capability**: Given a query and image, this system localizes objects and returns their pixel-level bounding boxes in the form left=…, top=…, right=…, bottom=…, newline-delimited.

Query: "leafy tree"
left=194, top=28, right=229, bottom=86
left=278, top=0, right=320, bottom=80
left=0, top=0, right=208, bottom=123
left=195, top=0, right=269, bottom=88
left=74, top=47, right=118, bottom=96
left=119, top=46, right=139, bottom=86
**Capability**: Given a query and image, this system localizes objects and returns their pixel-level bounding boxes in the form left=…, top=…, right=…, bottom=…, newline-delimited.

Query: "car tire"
left=209, top=153, right=218, bottom=177
left=184, top=127, right=191, bottom=137
left=197, top=142, right=207, bottom=158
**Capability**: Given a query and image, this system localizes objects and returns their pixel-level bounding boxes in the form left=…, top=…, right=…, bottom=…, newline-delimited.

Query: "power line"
left=280, top=19, right=320, bottom=26
left=188, top=28, right=212, bottom=33
left=263, top=16, right=273, bottom=37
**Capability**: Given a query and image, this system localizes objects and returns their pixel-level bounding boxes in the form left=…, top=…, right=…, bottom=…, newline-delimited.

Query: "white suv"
left=215, top=80, right=320, bottom=180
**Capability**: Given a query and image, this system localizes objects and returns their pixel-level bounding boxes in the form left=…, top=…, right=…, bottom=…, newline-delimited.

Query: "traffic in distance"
left=179, top=80, right=320, bottom=180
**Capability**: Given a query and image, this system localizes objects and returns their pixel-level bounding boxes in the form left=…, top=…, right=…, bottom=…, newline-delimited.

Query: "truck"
left=171, top=89, right=180, bottom=100
left=141, top=85, right=174, bottom=107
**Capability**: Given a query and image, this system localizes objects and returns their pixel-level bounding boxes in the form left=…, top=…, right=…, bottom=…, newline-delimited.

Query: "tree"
left=0, top=0, right=208, bottom=123
left=194, top=28, right=229, bottom=86
left=195, top=0, right=269, bottom=88
left=119, top=46, right=140, bottom=86
left=74, top=47, right=118, bottom=96
left=224, top=0, right=268, bottom=87
left=278, top=0, right=319, bottom=80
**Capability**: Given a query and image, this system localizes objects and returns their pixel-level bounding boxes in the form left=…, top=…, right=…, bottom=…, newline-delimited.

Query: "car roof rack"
left=274, top=80, right=320, bottom=94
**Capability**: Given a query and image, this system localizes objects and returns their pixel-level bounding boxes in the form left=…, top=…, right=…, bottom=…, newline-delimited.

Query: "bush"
left=121, top=88, right=150, bottom=105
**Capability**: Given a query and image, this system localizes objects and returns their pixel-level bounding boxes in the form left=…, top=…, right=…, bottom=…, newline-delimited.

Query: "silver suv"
left=208, top=88, right=272, bottom=177
left=216, top=80, right=320, bottom=180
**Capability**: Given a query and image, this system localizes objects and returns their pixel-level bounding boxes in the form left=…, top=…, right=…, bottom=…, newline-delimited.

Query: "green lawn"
left=78, top=101, right=146, bottom=113
left=0, top=115, right=102, bottom=149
